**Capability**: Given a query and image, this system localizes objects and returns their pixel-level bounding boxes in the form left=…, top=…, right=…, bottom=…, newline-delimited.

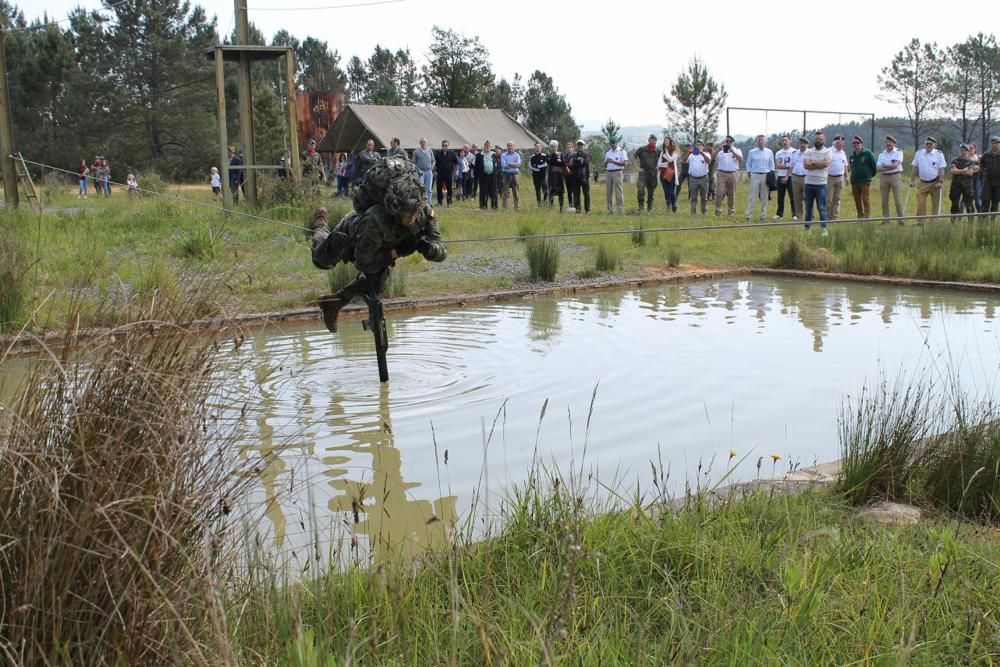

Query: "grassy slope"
left=6, top=177, right=998, bottom=333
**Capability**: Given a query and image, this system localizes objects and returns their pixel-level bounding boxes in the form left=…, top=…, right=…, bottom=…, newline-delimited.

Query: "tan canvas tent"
left=315, top=104, right=543, bottom=153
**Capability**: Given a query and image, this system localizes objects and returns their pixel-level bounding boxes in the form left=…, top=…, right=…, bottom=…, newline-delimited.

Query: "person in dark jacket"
left=434, top=140, right=460, bottom=207
left=546, top=140, right=567, bottom=212
left=474, top=140, right=499, bottom=210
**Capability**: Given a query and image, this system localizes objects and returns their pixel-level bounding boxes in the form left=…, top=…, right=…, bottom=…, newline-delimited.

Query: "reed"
left=526, top=237, right=559, bottom=281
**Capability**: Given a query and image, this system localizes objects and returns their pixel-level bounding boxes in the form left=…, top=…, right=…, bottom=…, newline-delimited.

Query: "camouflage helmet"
left=383, top=174, right=427, bottom=216
left=352, top=155, right=419, bottom=212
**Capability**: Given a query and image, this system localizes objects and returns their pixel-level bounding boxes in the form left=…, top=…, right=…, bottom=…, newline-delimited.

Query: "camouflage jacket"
left=313, top=202, right=447, bottom=275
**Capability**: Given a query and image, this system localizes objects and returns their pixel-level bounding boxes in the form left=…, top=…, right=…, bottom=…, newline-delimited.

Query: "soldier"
left=311, top=169, right=447, bottom=333
left=302, top=139, right=325, bottom=185
left=633, top=134, right=661, bottom=212
left=949, top=144, right=977, bottom=222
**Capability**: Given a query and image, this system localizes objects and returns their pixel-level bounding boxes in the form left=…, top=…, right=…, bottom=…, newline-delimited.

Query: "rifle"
left=362, top=286, right=389, bottom=383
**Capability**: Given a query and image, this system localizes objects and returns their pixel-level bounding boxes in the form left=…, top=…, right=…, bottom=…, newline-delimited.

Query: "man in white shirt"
left=713, top=135, right=743, bottom=216
left=686, top=142, right=711, bottom=215
left=876, top=135, right=905, bottom=221
left=803, top=131, right=832, bottom=235
left=790, top=136, right=809, bottom=220
left=774, top=135, right=796, bottom=219
left=745, top=134, right=776, bottom=220
left=604, top=137, right=628, bottom=214
left=826, top=135, right=850, bottom=220
left=910, top=136, right=947, bottom=218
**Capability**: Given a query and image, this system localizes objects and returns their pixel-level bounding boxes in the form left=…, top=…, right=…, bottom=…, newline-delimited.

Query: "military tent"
left=315, top=104, right=543, bottom=153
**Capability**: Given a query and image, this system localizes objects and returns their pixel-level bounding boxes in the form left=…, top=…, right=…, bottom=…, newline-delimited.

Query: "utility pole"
left=234, top=0, right=257, bottom=205
left=0, top=28, right=19, bottom=208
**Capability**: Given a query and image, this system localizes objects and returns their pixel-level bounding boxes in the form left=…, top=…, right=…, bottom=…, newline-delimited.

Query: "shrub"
left=517, top=218, right=540, bottom=240
left=775, top=235, right=807, bottom=269
left=137, top=171, right=168, bottom=195
left=526, top=238, right=559, bottom=281
left=595, top=243, right=621, bottom=272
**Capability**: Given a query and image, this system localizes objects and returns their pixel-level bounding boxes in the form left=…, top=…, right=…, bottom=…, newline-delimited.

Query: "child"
left=210, top=166, right=221, bottom=200
left=126, top=173, right=139, bottom=198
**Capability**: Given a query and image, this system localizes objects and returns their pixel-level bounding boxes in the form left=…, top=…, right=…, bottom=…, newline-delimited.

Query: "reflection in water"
left=324, top=385, right=457, bottom=562
left=196, top=278, right=1000, bottom=558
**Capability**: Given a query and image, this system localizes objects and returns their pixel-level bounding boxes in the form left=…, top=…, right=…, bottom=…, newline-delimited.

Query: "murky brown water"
left=216, top=276, right=999, bottom=561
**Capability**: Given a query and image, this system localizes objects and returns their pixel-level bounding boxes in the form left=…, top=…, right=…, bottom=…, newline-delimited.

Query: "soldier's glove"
left=415, top=236, right=433, bottom=256
left=394, top=236, right=418, bottom=257
left=311, top=207, right=328, bottom=230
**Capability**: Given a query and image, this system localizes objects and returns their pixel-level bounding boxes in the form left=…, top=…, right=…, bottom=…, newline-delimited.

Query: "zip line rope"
left=13, top=155, right=998, bottom=245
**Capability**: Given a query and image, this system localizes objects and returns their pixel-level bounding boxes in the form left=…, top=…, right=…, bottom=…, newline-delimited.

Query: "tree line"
left=1, top=2, right=577, bottom=180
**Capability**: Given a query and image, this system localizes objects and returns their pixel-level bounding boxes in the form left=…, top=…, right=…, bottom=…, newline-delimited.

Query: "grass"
left=0, top=216, right=28, bottom=333
left=0, top=290, right=251, bottom=665
left=594, top=242, right=621, bottom=272
left=224, top=471, right=1000, bottom=665
left=839, top=369, right=1000, bottom=522
left=4, top=179, right=1000, bottom=333
left=526, top=237, right=559, bottom=281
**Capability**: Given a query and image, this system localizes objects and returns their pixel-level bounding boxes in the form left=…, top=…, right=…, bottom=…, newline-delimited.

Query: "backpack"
left=352, top=155, right=420, bottom=213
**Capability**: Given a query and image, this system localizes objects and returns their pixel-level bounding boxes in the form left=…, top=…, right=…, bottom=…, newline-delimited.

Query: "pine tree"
left=663, top=57, right=727, bottom=143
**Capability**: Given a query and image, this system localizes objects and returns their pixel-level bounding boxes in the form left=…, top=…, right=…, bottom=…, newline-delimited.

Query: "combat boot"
left=318, top=295, right=347, bottom=333
left=311, top=207, right=328, bottom=230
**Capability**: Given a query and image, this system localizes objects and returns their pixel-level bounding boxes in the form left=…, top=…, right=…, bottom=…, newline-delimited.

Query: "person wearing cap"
left=569, top=140, right=592, bottom=214
left=500, top=141, right=521, bottom=209
left=876, top=136, right=905, bottom=221
left=713, top=135, right=743, bottom=216
left=848, top=136, right=877, bottom=219
left=387, top=137, right=407, bottom=158
left=949, top=144, right=978, bottom=222
left=773, top=136, right=796, bottom=219
left=632, top=134, right=661, bottom=212
left=789, top=137, right=809, bottom=220
left=802, top=131, right=832, bottom=235
left=685, top=141, right=711, bottom=215
left=310, top=175, right=447, bottom=333
left=529, top=142, right=549, bottom=207
left=302, top=138, right=326, bottom=185
left=910, top=136, right=947, bottom=218
left=744, top=134, right=775, bottom=220
left=826, top=136, right=850, bottom=220
left=981, top=136, right=1000, bottom=217
left=604, top=137, right=628, bottom=214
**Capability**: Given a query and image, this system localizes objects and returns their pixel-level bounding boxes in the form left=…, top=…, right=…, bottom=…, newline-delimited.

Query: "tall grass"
left=0, top=295, right=251, bottom=665
left=0, top=228, right=27, bottom=333
left=526, top=237, right=559, bottom=281
left=594, top=243, right=621, bottom=272
left=839, top=370, right=1000, bottom=521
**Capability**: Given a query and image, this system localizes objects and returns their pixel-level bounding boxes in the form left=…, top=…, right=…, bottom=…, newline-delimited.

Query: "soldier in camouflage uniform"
left=949, top=144, right=977, bottom=222
left=311, top=157, right=447, bottom=332
left=302, top=139, right=326, bottom=185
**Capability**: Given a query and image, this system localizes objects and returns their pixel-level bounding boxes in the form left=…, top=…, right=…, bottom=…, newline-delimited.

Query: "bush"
left=136, top=171, right=168, bottom=195
left=595, top=243, right=621, bottom=272
left=667, top=247, right=682, bottom=267
left=258, top=174, right=317, bottom=208
left=527, top=238, right=559, bottom=281
left=517, top=218, right=540, bottom=240
left=775, top=235, right=807, bottom=269
left=631, top=224, right=646, bottom=246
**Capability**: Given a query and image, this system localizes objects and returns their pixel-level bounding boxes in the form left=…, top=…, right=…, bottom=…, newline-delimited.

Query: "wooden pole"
left=0, top=29, right=19, bottom=209
left=214, top=47, right=231, bottom=210
left=234, top=0, right=256, bottom=205
left=285, top=48, right=301, bottom=184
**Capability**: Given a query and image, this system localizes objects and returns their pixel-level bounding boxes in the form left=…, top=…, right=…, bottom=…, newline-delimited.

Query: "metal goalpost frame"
left=726, top=107, right=875, bottom=147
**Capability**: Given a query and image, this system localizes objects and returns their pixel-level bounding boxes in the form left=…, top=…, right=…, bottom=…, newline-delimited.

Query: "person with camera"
left=713, top=135, right=743, bottom=216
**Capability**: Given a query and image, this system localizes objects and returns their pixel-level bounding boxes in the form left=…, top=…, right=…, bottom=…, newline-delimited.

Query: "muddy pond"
left=212, top=276, right=999, bottom=561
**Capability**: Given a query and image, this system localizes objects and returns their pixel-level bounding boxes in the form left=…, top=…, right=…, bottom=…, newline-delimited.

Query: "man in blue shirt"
left=500, top=141, right=521, bottom=209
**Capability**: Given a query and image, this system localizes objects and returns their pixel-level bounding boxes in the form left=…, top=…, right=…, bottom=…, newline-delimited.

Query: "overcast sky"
left=26, top=0, right=984, bottom=134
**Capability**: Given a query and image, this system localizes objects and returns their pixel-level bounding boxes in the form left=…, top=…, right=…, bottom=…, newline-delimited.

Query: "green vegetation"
left=0, top=295, right=250, bottom=664
left=0, top=216, right=28, bottom=333
left=3, top=178, right=1000, bottom=335
left=526, top=237, right=560, bottom=281
left=594, top=242, right=621, bottom=272
left=840, top=371, right=1000, bottom=522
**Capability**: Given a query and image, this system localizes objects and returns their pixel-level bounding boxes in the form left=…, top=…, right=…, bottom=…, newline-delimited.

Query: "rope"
left=14, top=155, right=998, bottom=245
